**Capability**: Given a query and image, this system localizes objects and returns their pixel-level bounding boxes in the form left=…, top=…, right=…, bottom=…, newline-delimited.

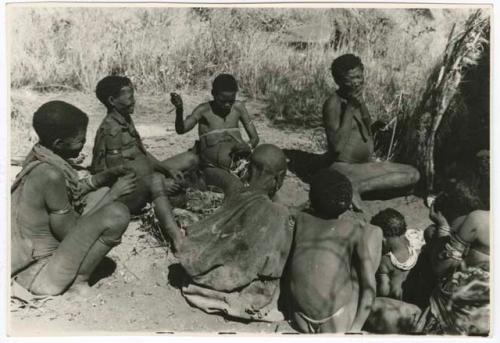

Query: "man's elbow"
left=175, top=125, right=186, bottom=135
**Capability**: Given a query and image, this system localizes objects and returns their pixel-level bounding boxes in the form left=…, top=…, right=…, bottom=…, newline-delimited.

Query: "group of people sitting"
left=10, top=53, right=489, bottom=335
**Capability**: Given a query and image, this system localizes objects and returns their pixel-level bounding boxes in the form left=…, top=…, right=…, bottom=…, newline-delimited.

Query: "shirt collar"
left=109, top=110, right=130, bottom=127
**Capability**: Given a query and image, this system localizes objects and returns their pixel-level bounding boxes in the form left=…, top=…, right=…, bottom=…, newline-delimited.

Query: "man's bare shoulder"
left=361, top=223, right=384, bottom=242
left=192, top=101, right=211, bottom=116
left=467, top=210, right=489, bottom=223
left=323, top=92, right=343, bottom=111
left=233, top=101, right=248, bottom=113
left=28, top=163, right=66, bottom=187
left=296, top=211, right=343, bottom=234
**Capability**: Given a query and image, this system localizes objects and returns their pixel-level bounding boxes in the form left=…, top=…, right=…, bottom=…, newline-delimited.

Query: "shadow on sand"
left=89, top=257, right=117, bottom=286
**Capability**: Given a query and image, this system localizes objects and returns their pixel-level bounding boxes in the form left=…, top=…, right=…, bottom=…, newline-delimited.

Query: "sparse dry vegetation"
left=8, top=6, right=489, bottom=187
left=9, top=7, right=474, bottom=124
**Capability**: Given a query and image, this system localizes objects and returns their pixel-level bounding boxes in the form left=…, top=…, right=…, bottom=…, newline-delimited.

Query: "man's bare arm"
left=322, top=95, right=351, bottom=158
left=351, top=224, right=383, bottom=332
left=432, top=212, right=484, bottom=276
left=42, top=166, right=79, bottom=239
left=174, top=102, right=202, bottom=134
left=238, top=103, right=259, bottom=147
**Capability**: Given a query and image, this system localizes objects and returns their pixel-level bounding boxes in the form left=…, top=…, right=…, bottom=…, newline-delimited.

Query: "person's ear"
left=107, top=95, right=116, bottom=108
left=52, top=138, right=64, bottom=151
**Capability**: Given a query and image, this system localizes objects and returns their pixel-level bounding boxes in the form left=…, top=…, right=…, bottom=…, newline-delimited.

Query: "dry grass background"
left=9, top=7, right=473, bottom=128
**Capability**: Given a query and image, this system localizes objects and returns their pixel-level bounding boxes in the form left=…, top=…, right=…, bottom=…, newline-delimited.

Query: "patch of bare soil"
left=8, top=90, right=431, bottom=335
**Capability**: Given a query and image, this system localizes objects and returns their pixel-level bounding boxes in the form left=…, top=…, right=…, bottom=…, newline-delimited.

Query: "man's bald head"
left=248, top=144, right=287, bottom=196
left=250, top=144, right=287, bottom=175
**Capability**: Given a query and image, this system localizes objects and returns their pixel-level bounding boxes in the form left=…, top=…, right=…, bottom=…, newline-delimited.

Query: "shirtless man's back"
left=288, top=169, right=382, bottom=333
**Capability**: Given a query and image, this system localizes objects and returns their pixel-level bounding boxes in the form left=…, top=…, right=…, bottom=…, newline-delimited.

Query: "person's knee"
left=186, top=153, right=199, bottom=170
left=407, top=167, right=420, bottom=184
left=102, top=202, right=130, bottom=239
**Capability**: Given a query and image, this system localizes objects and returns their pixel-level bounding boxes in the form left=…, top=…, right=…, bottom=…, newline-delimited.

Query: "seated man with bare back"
left=289, top=169, right=383, bottom=333
left=11, top=101, right=134, bottom=297
left=323, top=54, right=420, bottom=210
left=171, top=73, right=260, bottom=195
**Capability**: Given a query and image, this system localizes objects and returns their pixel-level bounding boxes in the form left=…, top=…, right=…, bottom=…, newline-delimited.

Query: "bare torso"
left=290, top=212, right=361, bottom=320
left=197, top=101, right=245, bottom=140
left=323, top=92, right=374, bottom=164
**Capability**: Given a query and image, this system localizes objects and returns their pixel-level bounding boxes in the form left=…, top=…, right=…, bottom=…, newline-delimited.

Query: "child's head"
left=33, top=101, right=89, bottom=159
left=96, top=76, right=135, bottom=115
left=331, top=54, right=364, bottom=95
left=211, top=74, right=238, bottom=112
left=309, top=169, right=353, bottom=219
left=371, top=208, right=407, bottom=238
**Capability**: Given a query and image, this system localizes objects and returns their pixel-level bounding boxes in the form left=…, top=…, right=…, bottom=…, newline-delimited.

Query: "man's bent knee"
left=102, top=202, right=130, bottom=233
left=407, top=166, right=420, bottom=184
left=186, top=153, right=199, bottom=170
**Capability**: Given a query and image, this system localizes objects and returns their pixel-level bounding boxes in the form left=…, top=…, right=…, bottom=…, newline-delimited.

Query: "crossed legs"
left=330, top=161, right=420, bottom=209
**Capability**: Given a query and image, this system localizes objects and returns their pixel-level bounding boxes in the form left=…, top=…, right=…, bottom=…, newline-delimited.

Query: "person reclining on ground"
left=322, top=54, right=419, bottom=210
left=91, top=76, right=196, bottom=252
left=288, top=168, right=383, bottom=333
left=171, top=73, right=260, bottom=195
left=11, top=101, right=134, bottom=297
left=176, top=144, right=291, bottom=322
left=371, top=208, right=425, bottom=300
left=413, top=182, right=490, bottom=335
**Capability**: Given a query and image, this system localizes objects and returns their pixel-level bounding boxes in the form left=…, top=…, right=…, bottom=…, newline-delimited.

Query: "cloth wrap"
left=198, top=128, right=247, bottom=171
left=387, top=229, right=425, bottom=271
left=178, top=189, right=293, bottom=321
left=414, top=265, right=490, bottom=335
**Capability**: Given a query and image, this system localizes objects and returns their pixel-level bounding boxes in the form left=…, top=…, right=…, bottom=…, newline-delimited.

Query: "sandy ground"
left=8, top=89, right=431, bottom=335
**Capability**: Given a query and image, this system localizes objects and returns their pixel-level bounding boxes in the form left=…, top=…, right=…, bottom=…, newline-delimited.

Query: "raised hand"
left=429, top=203, right=448, bottom=228
left=170, top=92, right=183, bottom=109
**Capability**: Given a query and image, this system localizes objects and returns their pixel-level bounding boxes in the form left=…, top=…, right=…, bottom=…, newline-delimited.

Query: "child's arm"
left=237, top=103, right=259, bottom=148
left=389, top=270, right=408, bottom=300
left=171, top=93, right=202, bottom=134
